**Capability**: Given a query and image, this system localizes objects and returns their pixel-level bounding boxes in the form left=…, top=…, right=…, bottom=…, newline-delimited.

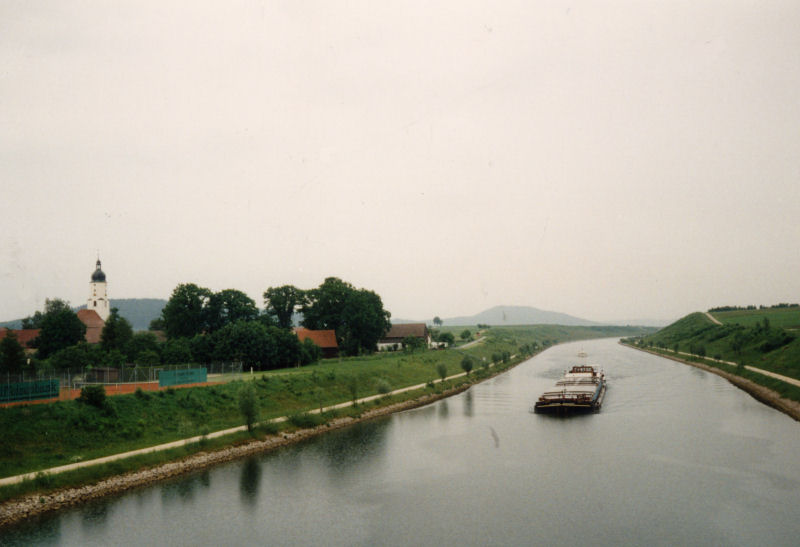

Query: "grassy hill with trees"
left=626, top=305, right=800, bottom=401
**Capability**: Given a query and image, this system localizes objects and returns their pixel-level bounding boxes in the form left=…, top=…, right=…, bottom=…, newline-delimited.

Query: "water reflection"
left=160, top=472, right=210, bottom=506
left=315, top=420, right=388, bottom=478
left=80, top=501, right=110, bottom=533
left=239, top=458, right=262, bottom=508
left=437, top=400, right=449, bottom=419
left=463, top=389, right=474, bottom=417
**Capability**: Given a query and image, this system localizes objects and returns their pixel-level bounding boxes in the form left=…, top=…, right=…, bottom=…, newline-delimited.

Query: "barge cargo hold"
left=533, top=365, right=606, bottom=414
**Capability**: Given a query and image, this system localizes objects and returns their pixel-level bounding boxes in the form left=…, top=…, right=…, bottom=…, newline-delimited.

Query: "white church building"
left=87, top=258, right=110, bottom=321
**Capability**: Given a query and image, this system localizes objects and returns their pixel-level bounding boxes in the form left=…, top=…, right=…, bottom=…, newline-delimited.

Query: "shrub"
left=376, top=378, right=391, bottom=394
left=460, top=356, right=474, bottom=376
left=238, top=383, right=259, bottom=432
left=436, top=362, right=448, bottom=383
left=288, top=412, right=325, bottom=428
left=78, top=385, right=106, bottom=408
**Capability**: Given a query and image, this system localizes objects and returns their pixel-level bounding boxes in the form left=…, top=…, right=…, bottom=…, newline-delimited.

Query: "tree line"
left=0, top=277, right=391, bottom=376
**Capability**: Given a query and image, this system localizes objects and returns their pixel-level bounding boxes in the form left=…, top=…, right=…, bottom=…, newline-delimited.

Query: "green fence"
left=158, top=368, right=207, bottom=387
left=0, top=379, right=60, bottom=403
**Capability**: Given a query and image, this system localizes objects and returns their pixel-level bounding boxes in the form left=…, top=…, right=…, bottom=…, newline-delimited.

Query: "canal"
left=3, top=338, right=800, bottom=546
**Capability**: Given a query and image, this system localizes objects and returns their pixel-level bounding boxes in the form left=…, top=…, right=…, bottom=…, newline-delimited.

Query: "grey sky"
left=2, top=1, right=799, bottom=324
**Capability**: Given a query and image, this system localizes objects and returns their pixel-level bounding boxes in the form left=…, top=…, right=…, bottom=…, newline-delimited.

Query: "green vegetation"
left=711, top=307, right=800, bottom=330
left=626, top=307, right=800, bottom=395
left=0, top=323, right=646, bottom=488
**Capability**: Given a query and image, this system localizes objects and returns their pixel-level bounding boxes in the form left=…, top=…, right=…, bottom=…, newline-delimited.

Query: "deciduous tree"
left=101, top=308, right=134, bottom=353
left=0, top=330, right=26, bottom=375
left=161, top=283, right=212, bottom=339
left=263, top=285, right=305, bottom=329
left=206, top=289, right=259, bottom=332
left=36, top=301, right=86, bottom=358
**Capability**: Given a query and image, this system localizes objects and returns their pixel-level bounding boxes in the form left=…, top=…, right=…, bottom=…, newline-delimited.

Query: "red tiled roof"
left=77, top=309, right=105, bottom=344
left=381, top=323, right=428, bottom=341
left=77, top=309, right=105, bottom=328
left=294, top=328, right=338, bottom=349
left=0, top=328, right=40, bottom=348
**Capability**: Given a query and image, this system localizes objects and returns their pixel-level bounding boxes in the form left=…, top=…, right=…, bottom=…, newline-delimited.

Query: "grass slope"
left=711, top=307, right=800, bottom=330
left=635, top=311, right=800, bottom=385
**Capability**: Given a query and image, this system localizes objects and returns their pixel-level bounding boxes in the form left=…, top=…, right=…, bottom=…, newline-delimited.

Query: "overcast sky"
left=2, top=1, right=799, bottom=324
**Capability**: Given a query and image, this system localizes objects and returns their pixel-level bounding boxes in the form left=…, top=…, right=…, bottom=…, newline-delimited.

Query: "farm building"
left=294, top=328, right=339, bottom=359
left=377, top=323, right=431, bottom=351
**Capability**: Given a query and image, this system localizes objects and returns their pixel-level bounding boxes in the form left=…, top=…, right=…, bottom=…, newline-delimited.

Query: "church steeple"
left=88, top=257, right=110, bottom=321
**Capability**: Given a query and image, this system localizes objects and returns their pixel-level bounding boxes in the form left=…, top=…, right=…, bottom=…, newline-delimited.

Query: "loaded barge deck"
left=533, top=365, right=606, bottom=414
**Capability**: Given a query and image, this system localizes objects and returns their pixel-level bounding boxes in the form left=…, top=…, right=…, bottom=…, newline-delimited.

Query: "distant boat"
left=533, top=365, right=606, bottom=414
left=577, top=350, right=588, bottom=358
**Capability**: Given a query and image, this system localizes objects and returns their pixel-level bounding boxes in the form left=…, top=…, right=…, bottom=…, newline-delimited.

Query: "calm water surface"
left=3, top=338, right=800, bottom=546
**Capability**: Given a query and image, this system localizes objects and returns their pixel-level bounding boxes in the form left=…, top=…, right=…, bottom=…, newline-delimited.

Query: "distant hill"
left=0, top=298, right=167, bottom=331
left=103, top=299, right=167, bottom=330
left=434, top=305, right=599, bottom=327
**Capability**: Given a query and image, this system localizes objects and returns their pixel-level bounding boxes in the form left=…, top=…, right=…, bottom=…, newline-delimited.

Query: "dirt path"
left=704, top=311, right=722, bottom=325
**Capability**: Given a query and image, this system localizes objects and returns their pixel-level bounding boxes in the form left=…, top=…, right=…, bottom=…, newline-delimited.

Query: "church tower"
left=88, top=258, right=110, bottom=321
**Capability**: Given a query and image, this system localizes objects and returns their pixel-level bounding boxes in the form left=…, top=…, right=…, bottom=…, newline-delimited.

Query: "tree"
left=436, top=362, right=448, bottom=384
left=0, top=330, right=26, bottom=375
left=402, top=335, right=426, bottom=353
left=299, top=338, right=322, bottom=366
left=160, top=283, right=213, bottom=339
left=161, top=338, right=193, bottom=365
left=36, top=301, right=86, bottom=358
left=263, top=285, right=305, bottom=329
left=460, top=355, right=474, bottom=376
left=439, top=332, right=455, bottom=346
left=339, top=289, right=391, bottom=355
left=101, top=308, right=133, bottom=353
left=300, top=277, right=353, bottom=332
left=433, top=316, right=443, bottom=327
left=206, top=289, right=259, bottom=332
left=301, top=278, right=391, bottom=355
left=238, top=383, right=260, bottom=432
left=125, top=332, right=160, bottom=362
left=460, top=329, right=472, bottom=342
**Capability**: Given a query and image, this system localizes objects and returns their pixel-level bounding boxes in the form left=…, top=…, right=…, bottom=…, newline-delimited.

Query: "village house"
left=294, top=327, right=339, bottom=359
left=0, top=328, right=40, bottom=353
left=377, top=323, right=431, bottom=351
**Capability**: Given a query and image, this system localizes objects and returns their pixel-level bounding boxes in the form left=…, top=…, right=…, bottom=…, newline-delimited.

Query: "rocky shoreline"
left=628, top=344, right=800, bottom=421
left=0, top=383, right=471, bottom=530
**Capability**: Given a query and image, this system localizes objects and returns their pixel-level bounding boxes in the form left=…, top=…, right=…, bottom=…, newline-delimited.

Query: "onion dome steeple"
left=91, top=259, right=106, bottom=283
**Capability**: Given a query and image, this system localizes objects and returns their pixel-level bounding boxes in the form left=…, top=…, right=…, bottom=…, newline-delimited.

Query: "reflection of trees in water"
left=438, top=400, right=449, bottom=419
left=5, top=512, right=62, bottom=544
left=81, top=501, right=110, bottom=532
left=463, top=389, right=474, bottom=417
left=160, top=472, right=211, bottom=506
left=239, top=457, right=262, bottom=508
left=315, top=420, right=389, bottom=478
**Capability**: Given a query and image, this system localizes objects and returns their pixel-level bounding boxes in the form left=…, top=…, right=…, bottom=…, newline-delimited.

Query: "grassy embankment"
left=0, top=324, right=648, bottom=501
left=625, top=309, right=800, bottom=402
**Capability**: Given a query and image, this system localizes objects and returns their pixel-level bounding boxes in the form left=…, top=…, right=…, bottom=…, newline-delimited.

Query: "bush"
left=460, top=356, right=474, bottom=376
left=78, top=385, right=106, bottom=408
left=238, top=383, right=259, bottom=432
left=288, top=412, right=325, bottom=428
left=376, top=378, right=391, bottom=394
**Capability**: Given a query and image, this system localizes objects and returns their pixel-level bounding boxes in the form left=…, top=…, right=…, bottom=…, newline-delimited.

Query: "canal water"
left=3, top=338, right=800, bottom=546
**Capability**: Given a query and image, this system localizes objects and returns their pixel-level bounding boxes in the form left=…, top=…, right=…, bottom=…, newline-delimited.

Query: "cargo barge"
left=533, top=365, right=606, bottom=414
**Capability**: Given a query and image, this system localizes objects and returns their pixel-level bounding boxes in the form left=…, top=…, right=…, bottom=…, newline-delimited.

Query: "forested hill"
left=0, top=299, right=167, bottom=331
left=101, top=299, right=166, bottom=330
